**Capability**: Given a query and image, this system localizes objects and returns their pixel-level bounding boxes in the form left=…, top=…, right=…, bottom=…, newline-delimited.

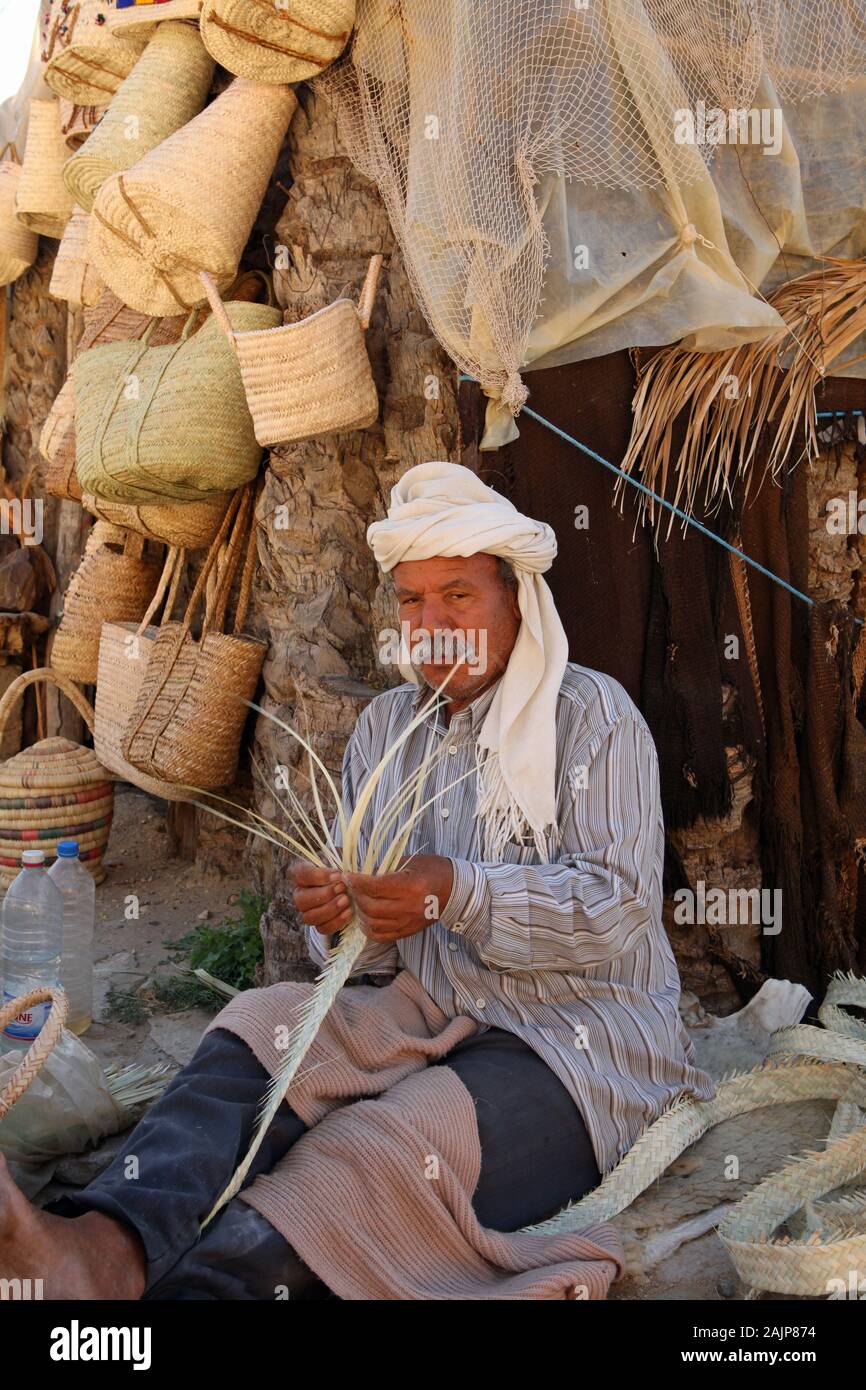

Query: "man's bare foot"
left=0, top=1152, right=147, bottom=1300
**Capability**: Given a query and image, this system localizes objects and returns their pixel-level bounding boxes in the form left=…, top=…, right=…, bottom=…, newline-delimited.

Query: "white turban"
left=367, top=461, right=569, bottom=861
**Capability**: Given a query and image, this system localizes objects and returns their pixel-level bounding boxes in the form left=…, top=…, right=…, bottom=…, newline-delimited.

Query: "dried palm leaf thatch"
left=617, top=258, right=866, bottom=535
left=191, top=668, right=476, bottom=1227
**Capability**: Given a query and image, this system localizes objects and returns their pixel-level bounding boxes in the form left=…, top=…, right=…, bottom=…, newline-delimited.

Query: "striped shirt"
left=306, top=662, right=716, bottom=1175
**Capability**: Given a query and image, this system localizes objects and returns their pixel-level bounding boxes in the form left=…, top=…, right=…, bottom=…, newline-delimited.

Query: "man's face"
left=392, top=552, right=521, bottom=704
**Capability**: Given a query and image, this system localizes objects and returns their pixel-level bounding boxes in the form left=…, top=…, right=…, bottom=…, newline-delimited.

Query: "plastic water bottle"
left=1, top=848, right=63, bottom=1048
left=48, top=839, right=95, bottom=1035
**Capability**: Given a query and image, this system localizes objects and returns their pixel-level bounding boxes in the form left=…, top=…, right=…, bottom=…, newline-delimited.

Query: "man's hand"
left=291, top=861, right=353, bottom=939
left=338, top=854, right=454, bottom=943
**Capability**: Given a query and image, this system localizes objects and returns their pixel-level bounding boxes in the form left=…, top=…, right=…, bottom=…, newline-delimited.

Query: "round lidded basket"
left=199, top=253, right=382, bottom=447
left=0, top=670, right=115, bottom=887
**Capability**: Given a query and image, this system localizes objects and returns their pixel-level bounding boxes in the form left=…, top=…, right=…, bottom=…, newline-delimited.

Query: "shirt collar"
left=412, top=672, right=501, bottom=736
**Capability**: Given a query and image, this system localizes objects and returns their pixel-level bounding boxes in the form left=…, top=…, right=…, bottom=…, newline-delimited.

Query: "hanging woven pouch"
left=199, top=254, right=382, bottom=447
left=51, top=521, right=165, bottom=685
left=119, top=482, right=266, bottom=790
left=0, top=145, right=38, bottom=288
left=15, top=101, right=75, bottom=240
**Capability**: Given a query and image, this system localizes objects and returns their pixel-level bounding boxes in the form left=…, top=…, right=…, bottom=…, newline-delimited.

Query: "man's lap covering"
left=204, top=971, right=623, bottom=1299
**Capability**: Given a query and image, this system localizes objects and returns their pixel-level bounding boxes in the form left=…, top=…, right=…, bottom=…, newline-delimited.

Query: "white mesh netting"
left=319, top=0, right=866, bottom=416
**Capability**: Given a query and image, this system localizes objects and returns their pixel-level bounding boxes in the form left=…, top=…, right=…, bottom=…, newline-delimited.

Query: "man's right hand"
left=291, top=862, right=353, bottom=938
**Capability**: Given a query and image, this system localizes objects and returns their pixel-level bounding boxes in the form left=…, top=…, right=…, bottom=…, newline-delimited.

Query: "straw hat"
left=200, top=0, right=354, bottom=83
left=63, top=22, right=214, bottom=212
left=43, top=1, right=149, bottom=106
left=106, top=0, right=205, bottom=29
left=0, top=147, right=38, bottom=287
left=15, top=101, right=75, bottom=240
left=49, top=206, right=106, bottom=306
left=89, top=78, right=297, bottom=315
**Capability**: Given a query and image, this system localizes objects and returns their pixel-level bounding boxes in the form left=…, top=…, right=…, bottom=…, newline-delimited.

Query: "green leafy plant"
left=166, top=888, right=267, bottom=993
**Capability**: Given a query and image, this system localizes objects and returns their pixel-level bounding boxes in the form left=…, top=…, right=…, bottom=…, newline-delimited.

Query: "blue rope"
left=460, top=374, right=864, bottom=626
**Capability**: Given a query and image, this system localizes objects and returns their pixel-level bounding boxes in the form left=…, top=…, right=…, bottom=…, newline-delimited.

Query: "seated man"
left=0, top=461, right=714, bottom=1300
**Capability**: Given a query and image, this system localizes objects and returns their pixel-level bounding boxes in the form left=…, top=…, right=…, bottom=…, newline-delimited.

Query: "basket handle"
left=0, top=667, right=97, bottom=740
left=199, top=273, right=238, bottom=352
left=0, top=987, right=69, bottom=1120
left=0, top=142, right=20, bottom=165
left=357, top=254, right=384, bottom=331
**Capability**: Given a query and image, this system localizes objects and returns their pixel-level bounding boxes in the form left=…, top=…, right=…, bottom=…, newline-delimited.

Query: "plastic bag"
left=0, top=1028, right=128, bottom=1198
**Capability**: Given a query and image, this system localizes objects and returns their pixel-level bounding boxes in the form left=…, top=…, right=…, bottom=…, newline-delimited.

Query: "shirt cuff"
left=439, top=858, right=491, bottom=949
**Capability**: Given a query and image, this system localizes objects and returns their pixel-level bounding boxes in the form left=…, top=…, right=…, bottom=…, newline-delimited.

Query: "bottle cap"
left=56, top=840, right=80, bottom=858
left=21, top=849, right=45, bottom=866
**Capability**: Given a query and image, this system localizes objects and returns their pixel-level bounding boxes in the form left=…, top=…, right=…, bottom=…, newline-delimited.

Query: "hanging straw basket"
left=115, top=484, right=265, bottom=790
left=107, top=0, right=205, bottom=30
left=38, top=377, right=81, bottom=502
left=0, top=988, right=69, bottom=1117
left=200, top=255, right=382, bottom=446
left=73, top=297, right=280, bottom=503
left=49, top=206, right=105, bottom=306
left=200, top=0, right=354, bottom=84
left=81, top=490, right=231, bottom=550
left=51, top=522, right=164, bottom=685
left=43, top=1, right=149, bottom=106
left=0, top=669, right=115, bottom=886
left=58, top=101, right=108, bottom=152
left=0, top=146, right=38, bottom=288
left=15, top=101, right=75, bottom=240
left=88, top=78, right=297, bottom=316
left=63, top=22, right=215, bottom=214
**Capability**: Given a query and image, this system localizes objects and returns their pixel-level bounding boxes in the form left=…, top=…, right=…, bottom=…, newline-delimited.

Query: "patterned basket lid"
left=0, top=737, right=112, bottom=793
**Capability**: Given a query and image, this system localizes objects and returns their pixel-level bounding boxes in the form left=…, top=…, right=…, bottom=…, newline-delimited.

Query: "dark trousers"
left=49, top=1024, right=602, bottom=1300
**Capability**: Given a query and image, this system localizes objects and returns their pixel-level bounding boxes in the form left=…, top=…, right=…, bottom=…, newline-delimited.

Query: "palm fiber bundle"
left=618, top=258, right=866, bottom=533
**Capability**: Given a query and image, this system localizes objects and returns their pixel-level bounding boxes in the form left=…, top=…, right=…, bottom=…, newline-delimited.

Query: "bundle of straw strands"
left=192, top=670, right=473, bottom=1227
left=618, top=257, right=866, bottom=534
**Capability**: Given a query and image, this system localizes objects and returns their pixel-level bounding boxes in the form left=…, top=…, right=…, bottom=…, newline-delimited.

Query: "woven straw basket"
left=200, top=0, right=354, bottom=83
left=51, top=521, right=164, bottom=684
left=201, top=255, right=381, bottom=446
left=63, top=22, right=214, bottom=214
left=88, top=78, right=297, bottom=316
left=106, top=484, right=263, bottom=790
left=73, top=298, right=280, bottom=503
left=0, top=669, right=114, bottom=886
left=59, top=101, right=107, bottom=152
left=107, top=0, right=205, bottom=30
left=0, top=146, right=38, bottom=288
left=49, top=206, right=105, bottom=307
left=38, top=376, right=81, bottom=502
left=82, top=490, right=232, bottom=550
left=0, top=988, right=68, bottom=1118
left=15, top=101, right=75, bottom=240
left=43, top=1, right=149, bottom=106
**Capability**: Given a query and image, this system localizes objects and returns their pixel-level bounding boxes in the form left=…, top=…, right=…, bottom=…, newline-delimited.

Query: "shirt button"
left=447, top=940, right=458, bottom=951
left=440, top=806, right=450, bottom=819
left=448, top=745, right=458, bottom=755
left=475, top=997, right=486, bottom=1009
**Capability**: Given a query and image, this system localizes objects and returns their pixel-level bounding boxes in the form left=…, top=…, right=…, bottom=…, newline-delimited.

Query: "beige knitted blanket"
left=204, top=970, right=623, bottom=1300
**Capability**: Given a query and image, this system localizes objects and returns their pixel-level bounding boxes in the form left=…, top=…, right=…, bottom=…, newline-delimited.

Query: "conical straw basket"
left=43, top=0, right=149, bottom=106
left=0, top=146, right=38, bottom=287
left=63, top=22, right=215, bottom=213
left=49, top=206, right=105, bottom=306
left=89, top=78, right=297, bottom=315
left=200, top=254, right=382, bottom=445
left=15, top=101, right=75, bottom=240
left=200, top=0, right=354, bottom=84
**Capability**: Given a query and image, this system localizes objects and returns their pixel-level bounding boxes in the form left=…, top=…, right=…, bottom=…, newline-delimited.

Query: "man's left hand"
left=340, top=854, right=454, bottom=943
